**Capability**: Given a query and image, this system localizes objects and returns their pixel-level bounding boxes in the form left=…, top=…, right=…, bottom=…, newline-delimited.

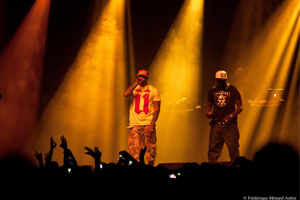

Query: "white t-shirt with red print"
left=129, top=84, right=161, bottom=127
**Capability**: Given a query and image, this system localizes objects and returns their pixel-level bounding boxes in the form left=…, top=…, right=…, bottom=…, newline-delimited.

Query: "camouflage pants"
left=127, top=125, right=157, bottom=162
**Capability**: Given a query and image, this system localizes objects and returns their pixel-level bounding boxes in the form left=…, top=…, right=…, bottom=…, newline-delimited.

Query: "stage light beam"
left=219, top=0, right=300, bottom=160
left=148, top=0, right=204, bottom=163
left=0, top=0, right=51, bottom=160
left=34, top=0, right=127, bottom=165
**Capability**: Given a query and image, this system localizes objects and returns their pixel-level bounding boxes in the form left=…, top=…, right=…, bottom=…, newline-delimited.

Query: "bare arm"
left=233, top=99, right=243, bottom=117
left=124, top=79, right=138, bottom=97
left=146, top=101, right=161, bottom=132
left=205, top=102, right=213, bottom=119
left=223, top=99, right=243, bottom=123
left=151, top=101, right=161, bottom=124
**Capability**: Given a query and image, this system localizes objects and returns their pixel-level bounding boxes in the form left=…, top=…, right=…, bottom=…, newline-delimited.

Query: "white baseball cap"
left=215, top=70, right=227, bottom=80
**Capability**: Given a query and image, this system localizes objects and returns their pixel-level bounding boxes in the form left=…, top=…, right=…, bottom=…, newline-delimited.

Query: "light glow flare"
left=149, top=0, right=204, bottom=163
left=218, top=0, right=300, bottom=160
left=0, top=0, right=50, bottom=159
left=34, top=0, right=127, bottom=165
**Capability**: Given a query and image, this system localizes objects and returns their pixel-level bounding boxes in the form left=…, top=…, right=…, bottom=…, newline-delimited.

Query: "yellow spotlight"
left=191, top=0, right=202, bottom=11
left=34, top=0, right=127, bottom=166
left=218, top=0, right=300, bottom=160
left=148, top=0, right=204, bottom=163
left=0, top=0, right=51, bottom=160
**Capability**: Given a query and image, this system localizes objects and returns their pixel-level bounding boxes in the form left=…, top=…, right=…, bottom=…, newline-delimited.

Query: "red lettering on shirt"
left=134, top=89, right=150, bottom=114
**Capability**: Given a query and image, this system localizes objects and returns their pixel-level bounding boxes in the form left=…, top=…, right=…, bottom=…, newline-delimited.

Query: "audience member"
left=1, top=137, right=298, bottom=200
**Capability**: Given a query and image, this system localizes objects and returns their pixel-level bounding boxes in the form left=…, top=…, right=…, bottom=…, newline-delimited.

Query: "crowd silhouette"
left=0, top=136, right=299, bottom=200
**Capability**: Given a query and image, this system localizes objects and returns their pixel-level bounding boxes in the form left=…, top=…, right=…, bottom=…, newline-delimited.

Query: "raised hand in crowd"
left=34, top=151, right=43, bottom=169
left=60, top=135, right=68, bottom=150
left=84, top=146, right=102, bottom=169
left=44, top=153, right=51, bottom=166
left=50, top=137, right=57, bottom=150
left=117, top=150, right=139, bottom=166
left=84, top=146, right=101, bottom=159
left=60, top=135, right=77, bottom=168
left=44, top=137, right=57, bottom=166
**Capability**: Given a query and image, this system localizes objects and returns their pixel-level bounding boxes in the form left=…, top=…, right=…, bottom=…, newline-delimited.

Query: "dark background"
left=0, top=0, right=239, bottom=108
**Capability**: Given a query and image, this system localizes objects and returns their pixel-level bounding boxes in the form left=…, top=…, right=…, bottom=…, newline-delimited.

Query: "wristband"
left=229, top=114, right=233, bottom=118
